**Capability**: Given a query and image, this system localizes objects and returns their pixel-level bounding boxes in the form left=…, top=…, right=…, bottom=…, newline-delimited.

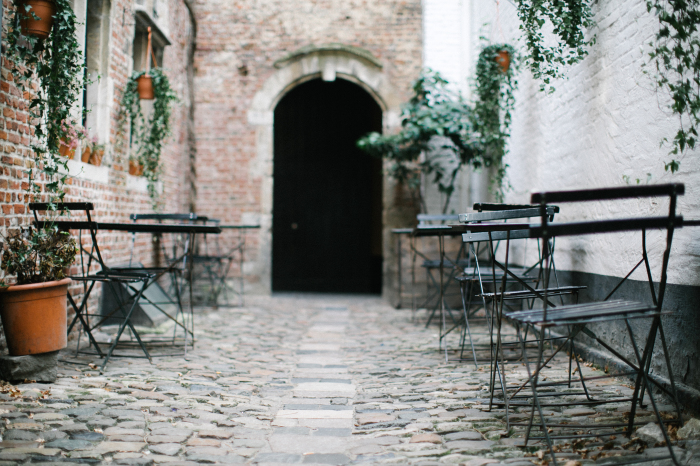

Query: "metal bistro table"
left=37, top=219, right=221, bottom=369
left=193, top=222, right=260, bottom=307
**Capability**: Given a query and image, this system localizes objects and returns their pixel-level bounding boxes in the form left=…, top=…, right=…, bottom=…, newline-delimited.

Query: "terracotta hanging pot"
left=0, top=278, right=70, bottom=356
left=495, top=50, right=511, bottom=73
left=18, top=0, right=56, bottom=40
left=137, top=74, right=154, bottom=100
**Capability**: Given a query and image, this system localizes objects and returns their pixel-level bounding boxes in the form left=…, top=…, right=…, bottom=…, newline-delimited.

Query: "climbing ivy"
left=472, top=44, right=519, bottom=201
left=118, top=68, right=178, bottom=205
left=5, top=0, right=84, bottom=202
left=515, top=0, right=596, bottom=91
left=646, top=0, right=700, bottom=173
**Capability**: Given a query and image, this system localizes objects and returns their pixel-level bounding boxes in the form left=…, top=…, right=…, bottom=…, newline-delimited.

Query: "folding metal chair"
left=505, top=184, right=685, bottom=466
left=450, top=204, right=579, bottom=365
left=31, top=203, right=156, bottom=371
left=191, top=218, right=248, bottom=308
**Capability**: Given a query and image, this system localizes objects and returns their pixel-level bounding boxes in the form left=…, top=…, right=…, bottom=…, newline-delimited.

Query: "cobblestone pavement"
left=0, top=295, right=696, bottom=465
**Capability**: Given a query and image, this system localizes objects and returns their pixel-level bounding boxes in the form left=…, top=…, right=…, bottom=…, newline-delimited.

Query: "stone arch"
left=247, top=45, right=402, bottom=293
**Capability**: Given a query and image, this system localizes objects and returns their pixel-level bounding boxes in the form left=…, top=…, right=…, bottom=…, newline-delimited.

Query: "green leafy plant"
left=1, top=227, right=77, bottom=285
left=646, top=0, right=700, bottom=173
left=1, top=0, right=82, bottom=285
left=515, top=0, right=596, bottom=91
left=357, top=70, right=479, bottom=213
left=118, top=68, right=178, bottom=205
left=472, top=44, right=519, bottom=201
left=5, top=0, right=84, bottom=200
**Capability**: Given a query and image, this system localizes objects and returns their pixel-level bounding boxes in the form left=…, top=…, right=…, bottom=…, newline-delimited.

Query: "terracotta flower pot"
left=18, top=0, right=56, bottom=40
left=129, top=160, right=144, bottom=176
left=0, top=278, right=70, bottom=356
left=137, top=74, right=154, bottom=100
left=89, top=148, right=104, bottom=166
left=81, top=145, right=91, bottom=163
left=495, top=50, right=511, bottom=73
left=58, top=139, right=75, bottom=159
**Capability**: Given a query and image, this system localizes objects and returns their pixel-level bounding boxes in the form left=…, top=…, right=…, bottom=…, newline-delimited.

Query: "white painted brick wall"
left=425, top=0, right=700, bottom=286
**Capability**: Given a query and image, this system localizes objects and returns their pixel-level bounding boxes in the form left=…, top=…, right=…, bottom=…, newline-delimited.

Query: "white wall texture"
left=423, top=0, right=700, bottom=287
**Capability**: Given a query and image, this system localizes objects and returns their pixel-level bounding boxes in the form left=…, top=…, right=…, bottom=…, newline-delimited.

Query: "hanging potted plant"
left=1, top=0, right=83, bottom=355
left=136, top=27, right=156, bottom=100
left=117, top=27, right=177, bottom=205
left=17, top=0, right=56, bottom=39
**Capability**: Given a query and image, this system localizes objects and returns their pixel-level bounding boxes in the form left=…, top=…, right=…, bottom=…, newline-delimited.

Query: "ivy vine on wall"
left=118, top=69, right=177, bottom=205
left=5, top=0, right=84, bottom=202
left=646, top=0, right=700, bottom=173
left=473, top=44, right=519, bottom=200
left=515, top=0, right=595, bottom=91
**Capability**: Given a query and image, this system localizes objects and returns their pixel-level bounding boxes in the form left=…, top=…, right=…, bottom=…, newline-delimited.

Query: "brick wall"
left=0, top=0, right=195, bottom=349
left=191, top=0, right=424, bottom=294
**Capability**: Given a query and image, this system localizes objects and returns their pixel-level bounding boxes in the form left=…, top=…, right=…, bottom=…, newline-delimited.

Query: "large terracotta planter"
left=18, top=0, right=56, bottom=40
left=137, top=75, right=154, bottom=100
left=0, top=278, right=70, bottom=356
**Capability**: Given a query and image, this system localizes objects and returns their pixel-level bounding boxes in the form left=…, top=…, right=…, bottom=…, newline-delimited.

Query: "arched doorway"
left=272, top=78, right=383, bottom=293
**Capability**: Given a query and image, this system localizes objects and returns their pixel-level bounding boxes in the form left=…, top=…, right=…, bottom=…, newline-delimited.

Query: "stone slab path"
left=0, top=295, right=696, bottom=465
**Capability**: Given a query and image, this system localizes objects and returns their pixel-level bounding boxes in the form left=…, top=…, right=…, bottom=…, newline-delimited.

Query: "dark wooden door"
left=272, top=79, right=383, bottom=293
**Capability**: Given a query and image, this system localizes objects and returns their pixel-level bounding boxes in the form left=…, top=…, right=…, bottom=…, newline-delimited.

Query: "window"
left=81, top=0, right=111, bottom=165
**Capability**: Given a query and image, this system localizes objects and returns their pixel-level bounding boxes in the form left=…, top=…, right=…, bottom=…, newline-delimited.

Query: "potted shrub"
left=119, top=67, right=177, bottom=203
left=0, top=228, right=76, bottom=355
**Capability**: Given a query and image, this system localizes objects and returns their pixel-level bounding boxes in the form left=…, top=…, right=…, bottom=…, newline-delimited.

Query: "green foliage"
left=2, top=0, right=82, bottom=284
left=646, top=0, right=700, bottom=173
left=357, top=70, right=478, bottom=213
left=119, top=69, right=178, bottom=206
left=473, top=44, right=519, bottom=201
left=5, top=0, right=84, bottom=202
left=1, top=227, right=77, bottom=285
left=515, top=0, right=595, bottom=91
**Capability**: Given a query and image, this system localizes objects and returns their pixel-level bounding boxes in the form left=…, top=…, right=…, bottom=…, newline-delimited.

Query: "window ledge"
left=66, top=159, right=110, bottom=184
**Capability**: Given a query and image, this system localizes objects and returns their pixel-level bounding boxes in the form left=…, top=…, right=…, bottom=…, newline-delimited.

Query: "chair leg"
left=100, top=280, right=152, bottom=372
left=519, top=323, right=558, bottom=466
left=624, top=318, right=680, bottom=466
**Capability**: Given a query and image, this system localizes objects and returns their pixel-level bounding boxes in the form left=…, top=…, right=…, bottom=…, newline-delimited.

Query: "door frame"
left=247, top=45, right=402, bottom=294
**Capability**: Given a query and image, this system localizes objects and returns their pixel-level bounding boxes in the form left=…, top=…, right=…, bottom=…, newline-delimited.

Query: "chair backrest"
left=474, top=202, right=560, bottom=213
left=459, top=204, right=559, bottom=244
left=29, top=202, right=95, bottom=225
left=530, top=183, right=684, bottom=311
left=530, top=184, right=683, bottom=239
left=416, top=214, right=460, bottom=225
